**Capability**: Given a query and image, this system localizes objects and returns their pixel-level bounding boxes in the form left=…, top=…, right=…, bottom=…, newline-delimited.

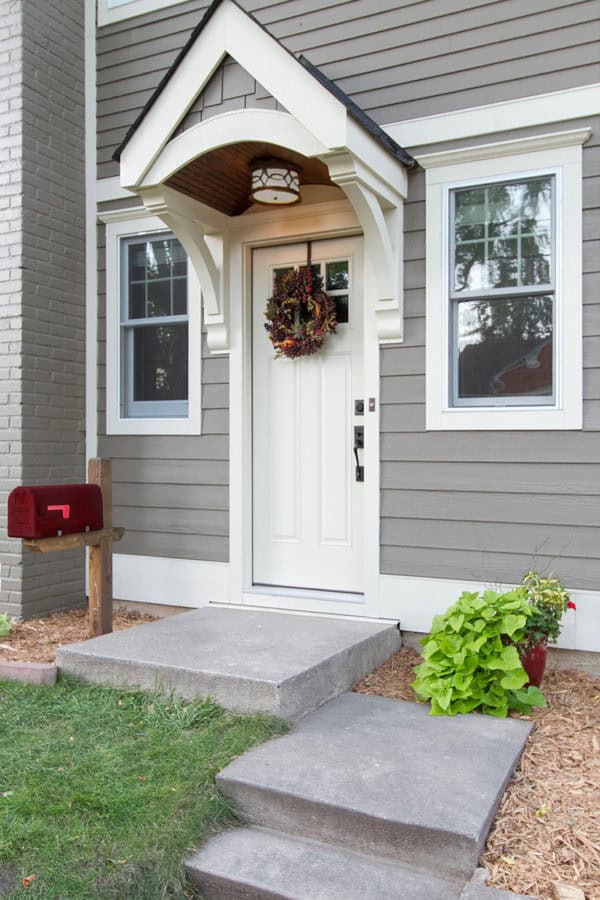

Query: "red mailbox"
left=7, top=484, right=104, bottom=539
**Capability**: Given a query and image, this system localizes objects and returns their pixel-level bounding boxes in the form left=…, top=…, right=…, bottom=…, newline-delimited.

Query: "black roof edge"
left=112, top=0, right=415, bottom=171
left=298, top=56, right=415, bottom=169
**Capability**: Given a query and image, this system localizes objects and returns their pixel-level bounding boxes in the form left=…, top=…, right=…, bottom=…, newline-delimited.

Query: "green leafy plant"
left=0, top=613, right=12, bottom=637
left=412, top=588, right=547, bottom=718
left=519, top=570, right=575, bottom=652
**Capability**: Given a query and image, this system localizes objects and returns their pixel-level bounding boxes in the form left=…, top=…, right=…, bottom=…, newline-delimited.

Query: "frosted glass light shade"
left=250, top=158, right=301, bottom=205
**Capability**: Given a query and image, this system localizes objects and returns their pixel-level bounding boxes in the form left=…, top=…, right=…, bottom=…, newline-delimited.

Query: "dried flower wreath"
left=264, top=266, right=337, bottom=359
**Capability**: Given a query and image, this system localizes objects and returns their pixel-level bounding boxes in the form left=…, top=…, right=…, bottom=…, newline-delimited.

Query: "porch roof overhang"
left=115, top=0, right=415, bottom=350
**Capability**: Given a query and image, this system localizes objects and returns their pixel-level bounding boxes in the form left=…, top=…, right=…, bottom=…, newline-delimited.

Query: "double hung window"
left=104, top=214, right=201, bottom=436
left=423, top=133, right=585, bottom=431
left=450, top=176, right=554, bottom=406
left=120, top=232, right=189, bottom=418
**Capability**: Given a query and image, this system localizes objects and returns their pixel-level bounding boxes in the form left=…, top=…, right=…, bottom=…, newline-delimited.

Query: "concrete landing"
left=56, top=607, right=400, bottom=719
left=216, top=692, right=533, bottom=881
left=187, top=826, right=466, bottom=899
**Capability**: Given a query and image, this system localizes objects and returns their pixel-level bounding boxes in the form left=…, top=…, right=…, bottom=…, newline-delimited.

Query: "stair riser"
left=217, top=780, right=478, bottom=880
left=187, top=871, right=283, bottom=900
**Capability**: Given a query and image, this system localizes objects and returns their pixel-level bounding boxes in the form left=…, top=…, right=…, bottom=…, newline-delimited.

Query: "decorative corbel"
left=324, top=152, right=405, bottom=343
left=139, top=186, right=230, bottom=354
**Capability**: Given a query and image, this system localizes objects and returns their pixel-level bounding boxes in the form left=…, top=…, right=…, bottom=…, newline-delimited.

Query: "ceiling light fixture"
left=250, top=157, right=301, bottom=205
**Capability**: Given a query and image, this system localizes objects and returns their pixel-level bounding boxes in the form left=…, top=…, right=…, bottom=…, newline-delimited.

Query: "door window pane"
left=326, top=261, right=349, bottom=291
left=457, top=296, right=553, bottom=400
left=333, top=295, right=349, bottom=324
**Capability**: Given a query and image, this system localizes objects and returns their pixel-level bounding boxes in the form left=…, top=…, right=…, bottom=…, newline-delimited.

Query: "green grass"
left=0, top=676, right=287, bottom=899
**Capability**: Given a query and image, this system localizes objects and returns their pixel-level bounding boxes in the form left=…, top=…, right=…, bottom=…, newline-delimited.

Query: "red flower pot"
left=521, top=641, right=547, bottom=687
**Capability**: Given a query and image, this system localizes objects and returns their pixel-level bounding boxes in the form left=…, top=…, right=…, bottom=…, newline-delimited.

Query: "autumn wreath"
left=264, top=266, right=337, bottom=359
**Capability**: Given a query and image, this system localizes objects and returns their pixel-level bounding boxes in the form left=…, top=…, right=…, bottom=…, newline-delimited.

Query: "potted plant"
left=412, top=588, right=547, bottom=718
left=517, top=570, right=576, bottom=686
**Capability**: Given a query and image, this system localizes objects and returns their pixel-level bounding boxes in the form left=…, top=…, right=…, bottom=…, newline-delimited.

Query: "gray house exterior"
left=1, top=0, right=599, bottom=652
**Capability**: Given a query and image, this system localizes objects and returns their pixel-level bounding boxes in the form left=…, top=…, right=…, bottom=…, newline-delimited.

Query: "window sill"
left=106, top=414, right=201, bottom=436
left=426, top=405, right=582, bottom=431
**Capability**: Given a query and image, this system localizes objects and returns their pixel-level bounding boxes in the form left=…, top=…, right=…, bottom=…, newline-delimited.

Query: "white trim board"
left=110, top=554, right=599, bottom=653
left=97, top=0, right=186, bottom=27
left=85, top=0, right=98, bottom=462
left=113, top=554, right=229, bottom=607
left=386, top=82, right=600, bottom=150
left=379, top=574, right=599, bottom=654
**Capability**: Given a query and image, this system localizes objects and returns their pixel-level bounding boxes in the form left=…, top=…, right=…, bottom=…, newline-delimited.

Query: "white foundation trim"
left=113, top=554, right=229, bottom=607
left=387, top=82, right=600, bottom=150
left=110, top=553, right=598, bottom=652
left=379, top=574, right=599, bottom=654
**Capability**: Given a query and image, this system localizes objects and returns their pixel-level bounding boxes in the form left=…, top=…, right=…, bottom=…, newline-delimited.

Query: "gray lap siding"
left=380, top=118, right=600, bottom=591
left=96, top=0, right=600, bottom=179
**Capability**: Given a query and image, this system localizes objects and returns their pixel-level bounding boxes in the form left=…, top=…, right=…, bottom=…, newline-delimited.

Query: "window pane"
left=129, top=282, right=145, bottom=319
left=457, top=296, right=553, bottom=399
left=146, top=280, right=171, bottom=317
left=326, top=261, right=349, bottom=291
left=173, top=277, right=187, bottom=315
left=129, top=243, right=147, bottom=281
left=133, top=324, right=188, bottom=402
left=145, top=240, right=171, bottom=279
left=454, top=177, right=553, bottom=292
left=171, top=241, right=187, bottom=277
left=333, top=295, right=349, bottom=324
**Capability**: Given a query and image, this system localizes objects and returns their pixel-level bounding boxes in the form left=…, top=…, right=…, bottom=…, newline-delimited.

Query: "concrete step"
left=186, top=826, right=466, bottom=899
left=217, top=692, right=533, bottom=881
left=57, top=607, right=400, bottom=719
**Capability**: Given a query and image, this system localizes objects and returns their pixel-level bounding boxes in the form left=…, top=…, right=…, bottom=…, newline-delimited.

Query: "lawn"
left=0, top=676, right=287, bottom=899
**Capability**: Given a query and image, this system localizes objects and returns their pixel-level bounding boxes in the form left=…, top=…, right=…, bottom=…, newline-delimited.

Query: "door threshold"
left=248, top=585, right=365, bottom=605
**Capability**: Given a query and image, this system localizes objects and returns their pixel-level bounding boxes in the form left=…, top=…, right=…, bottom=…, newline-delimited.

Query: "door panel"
left=252, top=237, right=364, bottom=593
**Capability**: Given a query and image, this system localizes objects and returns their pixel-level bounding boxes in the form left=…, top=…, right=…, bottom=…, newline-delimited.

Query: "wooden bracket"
left=24, top=528, right=124, bottom=554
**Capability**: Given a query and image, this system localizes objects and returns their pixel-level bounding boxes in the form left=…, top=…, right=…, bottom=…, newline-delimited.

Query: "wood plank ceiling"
left=166, top=141, right=334, bottom=216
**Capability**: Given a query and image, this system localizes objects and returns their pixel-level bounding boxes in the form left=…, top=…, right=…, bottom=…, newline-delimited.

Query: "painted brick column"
left=0, top=0, right=86, bottom=617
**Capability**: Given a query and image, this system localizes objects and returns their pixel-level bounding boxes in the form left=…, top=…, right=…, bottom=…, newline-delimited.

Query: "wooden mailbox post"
left=23, top=459, right=124, bottom=637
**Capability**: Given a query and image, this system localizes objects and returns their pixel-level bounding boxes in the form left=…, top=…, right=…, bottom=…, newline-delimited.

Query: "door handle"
left=354, top=426, right=364, bottom=482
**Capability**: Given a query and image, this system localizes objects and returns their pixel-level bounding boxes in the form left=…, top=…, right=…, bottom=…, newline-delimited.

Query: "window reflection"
left=454, top=178, right=552, bottom=293
left=457, top=297, right=553, bottom=399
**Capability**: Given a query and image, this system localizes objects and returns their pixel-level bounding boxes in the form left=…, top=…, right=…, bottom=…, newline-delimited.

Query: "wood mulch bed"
left=0, top=608, right=157, bottom=664
left=355, top=648, right=600, bottom=900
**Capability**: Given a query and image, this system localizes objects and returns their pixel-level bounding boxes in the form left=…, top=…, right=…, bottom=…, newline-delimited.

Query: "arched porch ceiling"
left=166, top=141, right=334, bottom=217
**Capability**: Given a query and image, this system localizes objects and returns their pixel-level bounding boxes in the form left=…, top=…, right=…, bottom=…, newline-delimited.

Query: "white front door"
left=252, top=237, right=364, bottom=593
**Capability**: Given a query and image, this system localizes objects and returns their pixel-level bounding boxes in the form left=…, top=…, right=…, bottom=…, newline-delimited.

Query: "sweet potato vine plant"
left=412, top=588, right=547, bottom=717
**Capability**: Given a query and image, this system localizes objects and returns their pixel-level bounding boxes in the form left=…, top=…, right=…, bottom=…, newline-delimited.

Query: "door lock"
left=354, top=426, right=364, bottom=482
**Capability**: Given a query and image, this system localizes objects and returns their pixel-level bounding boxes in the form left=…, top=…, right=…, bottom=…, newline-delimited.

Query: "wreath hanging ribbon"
left=264, top=265, right=338, bottom=359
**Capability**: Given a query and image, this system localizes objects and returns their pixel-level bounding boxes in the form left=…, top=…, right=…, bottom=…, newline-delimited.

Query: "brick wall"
left=0, top=0, right=86, bottom=617
left=0, top=0, right=25, bottom=617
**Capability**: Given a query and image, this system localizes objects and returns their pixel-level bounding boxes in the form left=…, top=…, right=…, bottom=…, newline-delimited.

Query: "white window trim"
left=421, top=129, right=588, bottom=431
left=97, top=0, right=186, bottom=27
left=104, top=214, right=202, bottom=436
